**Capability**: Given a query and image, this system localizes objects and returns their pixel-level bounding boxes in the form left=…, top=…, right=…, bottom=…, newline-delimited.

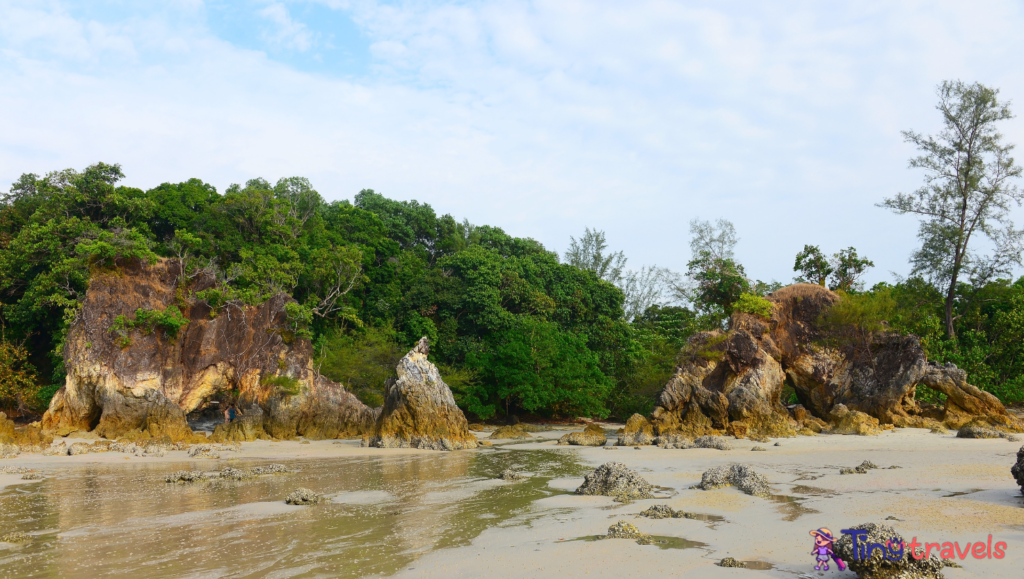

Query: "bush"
left=0, top=340, right=41, bottom=412
left=109, top=305, right=190, bottom=347
left=733, top=293, right=773, bottom=320
left=261, top=374, right=301, bottom=396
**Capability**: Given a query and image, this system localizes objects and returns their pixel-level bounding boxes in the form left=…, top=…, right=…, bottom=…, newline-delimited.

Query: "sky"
left=2, top=0, right=1024, bottom=287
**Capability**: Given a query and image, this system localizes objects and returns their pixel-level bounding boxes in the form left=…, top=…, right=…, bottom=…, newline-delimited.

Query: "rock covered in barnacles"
left=694, top=435, right=732, bottom=450
left=285, top=488, right=324, bottom=505
left=368, top=338, right=478, bottom=451
left=166, top=470, right=207, bottom=483
left=697, top=464, right=771, bottom=498
left=604, top=521, right=656, bottom=545
left=653, top=434, right=693, bottom=449
left=499, top=468, right=526, bottom=481
left=575, top=462, right=655, bottom=500
left=834, top=523, right=947, bottom=579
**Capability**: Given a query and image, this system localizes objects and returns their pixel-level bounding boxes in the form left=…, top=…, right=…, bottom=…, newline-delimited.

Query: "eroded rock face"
left=651, top=284, right=1023, bottom=435
left=368, top=338, right=478, bottom=451
left=41, top=259, right=375, bottom=442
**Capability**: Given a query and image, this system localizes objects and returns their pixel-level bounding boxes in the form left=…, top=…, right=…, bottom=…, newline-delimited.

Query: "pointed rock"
left=368, top=338, right=478, bottom=450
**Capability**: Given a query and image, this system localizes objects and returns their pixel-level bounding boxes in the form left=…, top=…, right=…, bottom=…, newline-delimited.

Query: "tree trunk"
left=944, top=270, right=958, bottom=339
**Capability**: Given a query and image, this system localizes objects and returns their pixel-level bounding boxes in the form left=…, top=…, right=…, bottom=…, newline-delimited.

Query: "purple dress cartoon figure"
left=810, top=528, right=836, bottom=571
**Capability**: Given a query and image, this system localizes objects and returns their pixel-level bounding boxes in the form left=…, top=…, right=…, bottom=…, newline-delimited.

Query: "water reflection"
left=0, top=450, right=585, bottom=578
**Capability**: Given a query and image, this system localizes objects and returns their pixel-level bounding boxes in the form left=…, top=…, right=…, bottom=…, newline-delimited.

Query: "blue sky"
left=2, top=0, right=1024, bottom=286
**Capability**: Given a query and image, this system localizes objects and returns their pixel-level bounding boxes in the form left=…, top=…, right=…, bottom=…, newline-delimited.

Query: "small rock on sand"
left=1012, top=446, right=1024, bottom=495
left=286, top=488, right=324, bottom=505
left=604, top=521, right=655, bottom=545
left=840, top=460, right=879, bottom=475
left=694, top=435, right=732, bottom=450
left=498, top=469, right=526, bottom=481
left=751, top=446, right=766, bottom=451
left=717, top=557, right=745, bottom=568
left=166, top=470, right=207, bottom=483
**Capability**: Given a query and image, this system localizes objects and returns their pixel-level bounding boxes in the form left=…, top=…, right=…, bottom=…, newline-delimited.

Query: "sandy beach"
left=1, top=427, right=1021, bottom=578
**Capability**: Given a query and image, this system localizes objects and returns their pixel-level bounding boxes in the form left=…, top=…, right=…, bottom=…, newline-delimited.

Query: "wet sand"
left=1, top=428, right=1022, bottom=578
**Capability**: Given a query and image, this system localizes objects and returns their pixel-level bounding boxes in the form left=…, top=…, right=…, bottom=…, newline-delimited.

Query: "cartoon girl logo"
left=810, top=528, right=846, bottom=571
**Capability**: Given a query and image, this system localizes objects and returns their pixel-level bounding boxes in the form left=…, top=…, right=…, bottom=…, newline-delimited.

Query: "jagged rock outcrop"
left=367, top=338, right=478, bottom=450
left=650, top=284, right=1023, bottom=436
left=41, top=259, right=375, bottom=442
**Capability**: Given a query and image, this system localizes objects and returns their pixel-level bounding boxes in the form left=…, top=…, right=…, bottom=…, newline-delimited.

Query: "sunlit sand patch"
left=870, top=496, right=1024, bottom=533
left=673, top=489, right=757, bottom=512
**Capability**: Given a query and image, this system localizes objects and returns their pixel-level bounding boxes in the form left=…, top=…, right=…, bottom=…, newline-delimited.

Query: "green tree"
left=880, top=80, right=1023, bottom=338
left=829, top=247, right=874, bottom=292
left=467, top=317, right=612, bottom=420
left=794, top=244, right=832, bottom=285
left=564, top=227, right=627, bottom=284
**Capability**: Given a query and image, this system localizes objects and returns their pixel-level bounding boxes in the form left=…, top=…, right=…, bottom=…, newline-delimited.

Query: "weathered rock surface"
left=717, top=558, right=745, bottom=568
left=617, top=414, right=654, bottom=446
left=835, top=523, right=946, bottom=579
left=651, top=284, right=1023, bottom=436
left=368, top=338, right=477, bottom=451
left=1012, top=446, right=1024, bottom=495
left=697, top=464, right=771, bottom=498
left=575, top=462, right=655, bottom=500
left=557, top=423, right=607, bottom=446
left=41, top=259, right=375, bottom=442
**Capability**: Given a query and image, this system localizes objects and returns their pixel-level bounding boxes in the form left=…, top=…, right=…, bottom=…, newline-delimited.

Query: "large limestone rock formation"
left=367, top=338, right=478, bottom=450
left=651, top=284, right=1023, bottom=437
left=42, top=259, right=374, bottom=441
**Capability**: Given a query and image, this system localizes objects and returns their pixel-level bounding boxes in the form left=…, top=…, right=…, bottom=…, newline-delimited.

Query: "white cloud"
left=1, top=0, right=1023, bottom=285
left=258, top=2, right=315, bottom=51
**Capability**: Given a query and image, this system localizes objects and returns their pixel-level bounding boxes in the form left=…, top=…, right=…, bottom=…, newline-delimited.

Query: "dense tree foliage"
left=0, top=166, right=669, bottom=420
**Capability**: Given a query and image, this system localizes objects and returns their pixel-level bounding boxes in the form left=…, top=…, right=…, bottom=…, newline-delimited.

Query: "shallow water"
left=0, top=449, right=586, bottom=579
